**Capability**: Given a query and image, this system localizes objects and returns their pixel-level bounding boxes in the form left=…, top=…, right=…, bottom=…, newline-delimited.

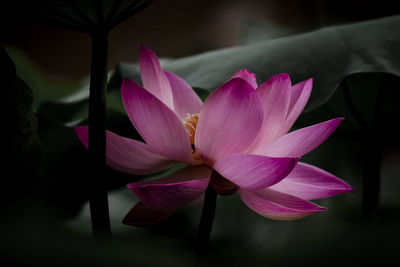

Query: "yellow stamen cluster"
left=182, top=113, right=199, bottom=147
left=182, top=113, right=203, bottom=162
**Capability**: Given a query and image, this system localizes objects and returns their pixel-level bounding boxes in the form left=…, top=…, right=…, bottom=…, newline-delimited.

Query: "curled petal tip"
left=231, top=69, right=258, bottom=88
left=230, top=77, right=257, bottom=90
left=241, top=69, right=251, bottom=73
left=121, top=77, right=132, bottom=87
left=343, top=184, right=356, bottom=194
left=262, top=73, right=291, bottom=86
left=127, top=183, right=135, bottom=190
left=339, top=179, right=354, bottom=193
left=305, top=77, right=314, bottom=86
left=229, top=77, right=250, bottom=85
left=331, top=184, right=355, bottom=196
left=139, top=44, right=153, bottom=57
left=139, top=44, right=157, bottom=59
left=243, top=69, right=255, bottom=75
left=332, top=117, right=345, bottom=127
left=238, top=69, right=256, bottom=78
left=121, top=78, right=139, bottom=93
left=74, top=126, right=89, bottom=148
left=139, top=43, right=150, bottom=51
left=270, top=73, right=291, bottom=83
left=74, top=125, right=83, bottom=135
left=347, top=187, right=356, bottom=193
left=277, top=73, right=290, bottom=79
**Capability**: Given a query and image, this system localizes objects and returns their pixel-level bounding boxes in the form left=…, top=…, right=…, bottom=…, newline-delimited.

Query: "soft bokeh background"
left=2, top=0, right=399, bottom=79
left=1, top=0, right=400, bottom=265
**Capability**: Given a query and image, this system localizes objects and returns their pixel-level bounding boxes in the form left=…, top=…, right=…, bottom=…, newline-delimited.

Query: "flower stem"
left=342, top=80, right=369, bottom=131
left=88, top=31, right=111, bottom=241
left=362, top=75, right=385, bottom=216
left=362, top=136, right=381, bottom=216
left=196, top=177, right=218, bottom=259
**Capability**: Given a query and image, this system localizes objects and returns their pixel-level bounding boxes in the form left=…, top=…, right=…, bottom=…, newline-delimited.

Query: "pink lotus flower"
left=75, top=45, right=353, bottom=226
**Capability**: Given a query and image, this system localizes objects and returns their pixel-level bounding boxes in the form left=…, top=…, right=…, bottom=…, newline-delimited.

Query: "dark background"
left=1, top=0, right=398, bottom=79
left=1, top=0, right=400, bottom=266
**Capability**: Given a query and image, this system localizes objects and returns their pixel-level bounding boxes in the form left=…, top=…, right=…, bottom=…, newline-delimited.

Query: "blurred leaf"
left=193, top=87, right=210, bottom=102
left=295, top=73, right=400, bottom=143
left=2, top=47, right=143, bottom=219
left=5, top=46, right=84, bottom=110
left=11, top=0, right=153, bottom=33
left=0, top=47, right=41, bottom=207
left=239, top=19, right=299, bottom=44
left=31, top=16, right=400, bottom=126
left=35, top=76, right=126, bottom=124
left=36, top=107, right=146, bottom=219
left=5, top=47, right=123, bottom=124
left=112, top=15, right=400, bottom=111
left=27, top=16, right=399, bottom=126
left=36, top=115, right=89, bottom=218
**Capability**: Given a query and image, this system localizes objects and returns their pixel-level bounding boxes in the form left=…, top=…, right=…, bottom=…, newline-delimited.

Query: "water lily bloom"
left=75, top=45, right=353, bottom=226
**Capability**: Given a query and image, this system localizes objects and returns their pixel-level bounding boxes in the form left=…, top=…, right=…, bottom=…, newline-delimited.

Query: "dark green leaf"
left=295, top=73, right=400, bottom=143
left=5, top=46, right=84, bottom=111
left=113, top=15, right=400, bottom=111
left=0, top=47, right=41, bottom=207
left=26, top=0, right=153, bottom=33
left=36, top=107, right=145, bottom=219
left=239, top=18, right=299, bottom=44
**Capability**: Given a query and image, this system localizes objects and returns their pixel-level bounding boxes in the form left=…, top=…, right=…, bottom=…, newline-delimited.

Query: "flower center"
left=182, top=113, right=202, bottom=161
left=182, top=113, right=199, bottom=150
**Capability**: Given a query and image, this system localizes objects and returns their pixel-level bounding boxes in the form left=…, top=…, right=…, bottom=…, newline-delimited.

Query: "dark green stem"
left=362, top=76, right=385, bottom=216
left=196, top=178, right=218, bottom=259
left=88, top=31, right=111, bottom=241
left=342, top=79, right=369, bottom=131
left=362, top=136, right=381, bottom=216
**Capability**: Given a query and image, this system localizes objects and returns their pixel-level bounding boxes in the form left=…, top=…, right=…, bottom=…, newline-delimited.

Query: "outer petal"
left=230, top=69, right=257, bottom=89
left=247, top=73, right=292, bottom=154
left=270, top=162, right=354, bottom=200
left=122, top=78, right=194, bottom=164
left=239, top=188, right=325, bottom=220
left=74, top=126, right=172, bottom=175
left=164, top=70, right=203, bottom=120
left=261, top=118, right=344, bottom=157
left=139, top=44, right=174, bottom=109
left=195, top=78, right=263, bottom=164
left=279, top=78, right=313, bottom=135
left=123, top=201, right=174, bottom=226
left=127, top=165, right=211, bottom=211
left=213, top=154, right=299, bottom=189
left=210, top=171, right=239, bottom=196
